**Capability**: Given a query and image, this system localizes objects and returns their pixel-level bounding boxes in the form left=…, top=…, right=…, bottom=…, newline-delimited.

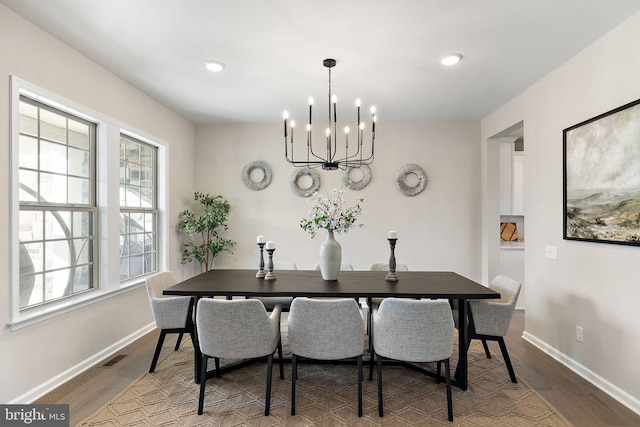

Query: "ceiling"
left=3, top=0, right=640, bottom=125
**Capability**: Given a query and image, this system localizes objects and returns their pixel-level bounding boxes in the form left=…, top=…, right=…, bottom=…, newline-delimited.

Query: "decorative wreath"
left=395, top=164, right=427, bottom=197
left=342, top=165, right=372, bottom=191
left=290, top=167, right=321, bottom=197
left=241, top=160, right=272, bottom=191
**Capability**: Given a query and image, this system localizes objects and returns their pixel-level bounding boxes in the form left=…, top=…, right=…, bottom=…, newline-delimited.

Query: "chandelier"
left=282, top=59, right=376, bottom=170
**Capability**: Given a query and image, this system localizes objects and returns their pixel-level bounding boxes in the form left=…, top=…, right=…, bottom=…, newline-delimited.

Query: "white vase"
left=319, top=230, right=342, bottom=281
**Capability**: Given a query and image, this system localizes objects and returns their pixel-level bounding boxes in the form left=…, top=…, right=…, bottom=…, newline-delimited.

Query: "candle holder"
left=386, top=238, right=399, bottom=282
left=256, top=242, right=266, bottom=278
left=264, top=248, right=276, bottom=280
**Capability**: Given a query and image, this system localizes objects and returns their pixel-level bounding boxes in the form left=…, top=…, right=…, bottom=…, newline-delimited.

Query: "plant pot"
left=319, top=230, right=342, bottom=281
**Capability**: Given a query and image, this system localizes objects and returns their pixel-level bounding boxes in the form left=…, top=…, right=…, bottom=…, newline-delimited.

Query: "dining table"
left=163, top=268, right=500, bottom=391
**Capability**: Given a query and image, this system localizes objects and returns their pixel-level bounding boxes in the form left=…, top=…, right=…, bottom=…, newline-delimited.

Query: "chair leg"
left=436, top=361, right=442, bottom=383
left=481, top=339, right=491, bottom=359
left=198, top=354, right=208, bottom=415
left=174, top=332, right=184, bottom=351
left=277, top=339, right=284, bottom=380
left=369, top=347, right=375, bottom=381
left=444, top=358, right=453, bottom=422
left=291, top=354, right=297, bottom=415
left=368, top=318, right=375, bottom=381
left=377, top=354, right=384, bottom=417
left=357, top=355, right=363, bottom=417
left=149, top=330, right=167, bottom=373
left=265, top=354, right=273, bottom=416
left=214, top=357, right=221, bottom=378
left=497, top=337, right=517, bottom=383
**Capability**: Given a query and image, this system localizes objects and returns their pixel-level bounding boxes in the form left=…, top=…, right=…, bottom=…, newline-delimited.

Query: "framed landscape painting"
left=563, top=98, right=640, bottom=246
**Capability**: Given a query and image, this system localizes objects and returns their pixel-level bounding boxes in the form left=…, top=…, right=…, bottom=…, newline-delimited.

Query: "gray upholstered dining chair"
left=367, top=263, right=409, bottom=364
left=373, top=298, right=455, bottom=421
left=288, top=297, right=365, bottom=417
left=465, top=275, right=521, bottom=383
left=253, top=261, right=297, bottom=311
left=195, top=298, right=284, bottom=416
left=145, top=271, right=194, bottom=373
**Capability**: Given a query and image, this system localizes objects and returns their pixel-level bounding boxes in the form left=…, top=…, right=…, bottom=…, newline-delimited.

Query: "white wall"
left=0, top=5, right=196, bottom=403
left=481, top=11, right=640, bottom=413
left=194, top=121, right=482, bottom=278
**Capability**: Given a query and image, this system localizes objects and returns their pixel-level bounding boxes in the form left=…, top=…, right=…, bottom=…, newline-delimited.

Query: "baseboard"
left=9, top=323, right=156, bottom=404
left=522, top=331, right=640, bottom=416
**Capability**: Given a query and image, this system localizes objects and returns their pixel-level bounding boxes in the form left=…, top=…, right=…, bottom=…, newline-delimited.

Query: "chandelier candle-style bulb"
left=283, top=58, right=376, bottom=171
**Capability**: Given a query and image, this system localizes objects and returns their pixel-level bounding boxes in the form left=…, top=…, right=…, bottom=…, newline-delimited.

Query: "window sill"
left=8, top=280, right=146, bottom=331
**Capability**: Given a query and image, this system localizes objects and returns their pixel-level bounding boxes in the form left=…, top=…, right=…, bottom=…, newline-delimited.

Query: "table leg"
left=453, top=298, right=468, bottom=390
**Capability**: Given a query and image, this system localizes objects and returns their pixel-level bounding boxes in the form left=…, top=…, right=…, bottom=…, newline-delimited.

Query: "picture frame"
left=563, top=97, right=640, bottom=246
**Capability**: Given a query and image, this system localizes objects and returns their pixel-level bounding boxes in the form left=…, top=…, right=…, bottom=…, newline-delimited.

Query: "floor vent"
left=102, top=354, right=127, bottom=367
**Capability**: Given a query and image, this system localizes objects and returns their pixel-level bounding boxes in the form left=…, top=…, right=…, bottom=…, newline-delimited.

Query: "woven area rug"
left=79, top=326, right=573, bottom=426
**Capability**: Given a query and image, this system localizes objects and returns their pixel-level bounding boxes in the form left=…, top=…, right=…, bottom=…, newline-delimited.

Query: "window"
left=18, top=96, right=97, bottom=309
left=119, top=135, right=158, bottom=280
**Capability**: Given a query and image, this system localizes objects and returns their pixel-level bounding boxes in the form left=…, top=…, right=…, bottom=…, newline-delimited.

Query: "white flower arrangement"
left=300, top=188, right=364, bottom=238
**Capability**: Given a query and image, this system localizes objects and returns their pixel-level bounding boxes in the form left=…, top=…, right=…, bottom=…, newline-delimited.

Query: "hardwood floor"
left=36, top=310, right=640, bottom=426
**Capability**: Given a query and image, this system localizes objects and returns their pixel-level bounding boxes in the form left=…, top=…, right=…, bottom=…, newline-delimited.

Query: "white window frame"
left=9, top=77, right=169, bottom=331
left=119, top=134, right=159, bottom=280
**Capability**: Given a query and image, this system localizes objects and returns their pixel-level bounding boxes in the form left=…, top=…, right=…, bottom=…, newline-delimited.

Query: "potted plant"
left=178, top=192, right=236, bottom=272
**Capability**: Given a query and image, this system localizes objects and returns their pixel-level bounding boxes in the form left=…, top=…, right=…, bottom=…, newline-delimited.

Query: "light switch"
left=545, top=245, right=557, bottom=259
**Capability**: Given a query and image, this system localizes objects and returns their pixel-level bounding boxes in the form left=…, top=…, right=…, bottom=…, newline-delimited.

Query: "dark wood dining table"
left=163, top=269, right=500, bottom=390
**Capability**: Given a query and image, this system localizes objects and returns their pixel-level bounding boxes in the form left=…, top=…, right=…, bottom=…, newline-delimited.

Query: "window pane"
left=144, top=252, right=156, bottom=273
left=40, top=109, right=67, bottom=144
left=68, top=119, right=90, bottom=150
left=68, top=147, right=90, bottom=177
left=19, top=101, right=38, bottom=136
left=129, top=212, right=144, bottom=233
left=40, top=172, right=67, bottom=203
left=145, top=231, right=156, bottom=251
left=72, top=265, right=92, bottom=293
left=19, top=170, right=39, bottom=202
left=74, top=238, right=92, bottom=265
left=21, top=242, right=43, bottom=273
left=140, top=145, right=153, bottom=167
left=45, top=240, right=72, bottom=270
left=126, top=140, right=140, bottom=164
left=125, top=186, right=141, bottom=208
left=40, top=140, right=67, bottom=174
left=140, top=166, right=153, bottom=188
left=21, top=274, right=43, bottom=308
left=144, top=212, right=156, bottom=233
left=140, top=188, right=153, bottom=208
left=45, top=269, right=70, bottom=299
left=128, top=233, right=144, bottom=255
left=73, top=211, right=92, bottom=238
left=45, top=210, right=70, bottom=240
left=119, top=257, right=129, bottom=280
left=68, top=176, right=90, bottom=204
left=19, top=210, right=43, bottom=242
left=129, top=255, right=143, bottom=277
left=127, top=163, right=140, bottom=186
left=19, top=135, right=38, bottom=170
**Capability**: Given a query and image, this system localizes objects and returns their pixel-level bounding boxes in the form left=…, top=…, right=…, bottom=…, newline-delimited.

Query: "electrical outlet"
left=576, top=325, right=584, bottom=343
left=545, top=245, right=558, bottom=259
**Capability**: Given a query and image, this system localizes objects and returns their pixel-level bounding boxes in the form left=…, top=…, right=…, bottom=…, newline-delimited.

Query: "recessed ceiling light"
left=441, top=53, right=463, bottom=66
left=205, top=61, right=225, bottom=72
